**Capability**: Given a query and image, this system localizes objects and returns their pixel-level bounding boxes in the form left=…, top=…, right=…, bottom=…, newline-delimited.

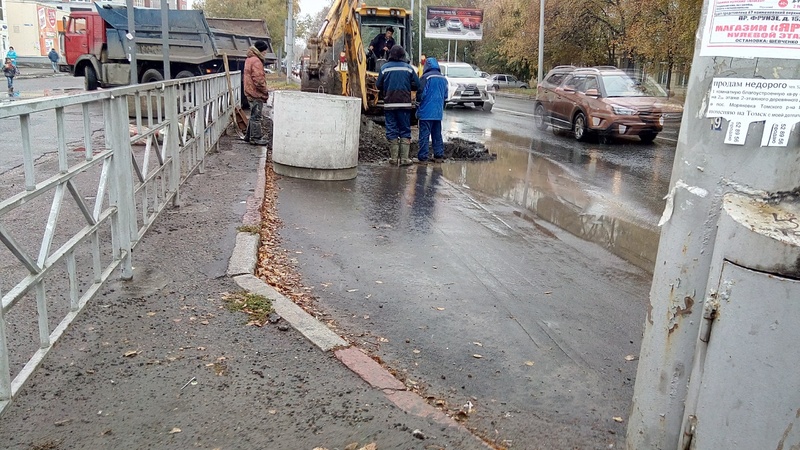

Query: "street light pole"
left=537, top=0, right=544, bottom=84
left=418, top=0, right=422, bottom=63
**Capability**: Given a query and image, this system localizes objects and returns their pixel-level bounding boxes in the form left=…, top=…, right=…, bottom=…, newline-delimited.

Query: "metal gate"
left=0, top=73, right=241, bottom=415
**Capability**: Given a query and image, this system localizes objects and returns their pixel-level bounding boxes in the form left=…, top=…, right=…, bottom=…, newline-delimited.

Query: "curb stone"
left=227, top=148, right=492, bottom=448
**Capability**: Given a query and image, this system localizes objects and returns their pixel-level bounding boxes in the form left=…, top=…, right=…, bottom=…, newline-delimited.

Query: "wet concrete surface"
left=277, top=163, right=651, bottom=448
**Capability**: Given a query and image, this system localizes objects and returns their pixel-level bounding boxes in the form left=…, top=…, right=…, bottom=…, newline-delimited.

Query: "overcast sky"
left=298, top=0, right=331, bottom=17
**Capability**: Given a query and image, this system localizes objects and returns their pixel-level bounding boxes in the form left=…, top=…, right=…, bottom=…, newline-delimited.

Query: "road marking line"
left=493, top=107, right=535, bottom=118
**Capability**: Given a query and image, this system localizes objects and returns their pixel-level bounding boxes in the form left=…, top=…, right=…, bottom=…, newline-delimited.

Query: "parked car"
left=429, top=16, right=445, bottom=28
left=534, top=65, right=683, bottom=143
left=477, top=71, right=490, bottom=79
left=438, top=62, right=495, bottom=112
left=463, top=18, right=481, bottom=29
left=446, top=17, right=463, bottom=32
left=489, top=74, right=529, bottom=89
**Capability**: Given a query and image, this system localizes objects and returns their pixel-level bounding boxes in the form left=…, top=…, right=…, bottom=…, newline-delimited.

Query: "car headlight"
left=611, top=104, right=637, bottom=115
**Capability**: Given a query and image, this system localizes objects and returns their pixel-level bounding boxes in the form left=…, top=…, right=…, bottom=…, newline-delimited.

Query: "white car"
left=437, top=62, right=495, bottom=112
left=446, top=17, right=463, bottom=32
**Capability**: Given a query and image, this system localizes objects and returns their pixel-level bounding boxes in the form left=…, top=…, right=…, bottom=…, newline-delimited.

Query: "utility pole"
left=417, top=0, right=422, bottom=63
left=409, top=0, right=414, bottom=64
left=537, top=0, right=544, bottom=84
left=126, top=0, right=137, bottom=85
left=627, top=0, right=800, bottom=448
left=285, top=0, right=294, bottom=83
left=160, top=0, right=170, bottom=80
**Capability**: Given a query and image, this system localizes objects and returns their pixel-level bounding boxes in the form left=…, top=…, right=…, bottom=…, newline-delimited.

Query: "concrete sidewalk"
left=0, top=135, right=486, bottom=449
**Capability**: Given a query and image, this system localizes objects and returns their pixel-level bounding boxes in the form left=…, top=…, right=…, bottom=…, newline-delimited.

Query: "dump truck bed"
left=96, top=3, right=276, bottom=63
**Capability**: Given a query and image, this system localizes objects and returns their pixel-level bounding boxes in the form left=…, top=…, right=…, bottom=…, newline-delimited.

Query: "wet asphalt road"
left=277, top=163, right=651, bottom=448
left=0, top=73, right=95, bottom=173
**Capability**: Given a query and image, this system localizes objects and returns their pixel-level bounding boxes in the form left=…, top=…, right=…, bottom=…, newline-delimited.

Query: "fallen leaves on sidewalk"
left=255, top=162, right=321, bottom=317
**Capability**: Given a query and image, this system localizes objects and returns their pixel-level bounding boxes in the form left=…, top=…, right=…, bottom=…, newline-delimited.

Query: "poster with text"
left=425, top=6, right=483, bottom=41
left=700, top=0, right=800, bottom=58
left=37, top=5, right=58, bottom=56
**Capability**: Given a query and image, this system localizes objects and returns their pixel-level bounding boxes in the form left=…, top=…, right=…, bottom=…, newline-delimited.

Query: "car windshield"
left=446, top=66, right=478, bottom=78
left=601, top=74, right=668, bottom=97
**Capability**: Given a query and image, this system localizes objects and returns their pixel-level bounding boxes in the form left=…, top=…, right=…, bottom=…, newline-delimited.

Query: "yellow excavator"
left=302, top=0, right=413, bottom=113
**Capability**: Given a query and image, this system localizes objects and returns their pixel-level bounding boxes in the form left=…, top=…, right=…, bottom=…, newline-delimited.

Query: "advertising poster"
left=425, top=6, right=484, bottom=41
left=700, top=0, right=800, bottom=58
left=37, top=5, right=58, bottom=56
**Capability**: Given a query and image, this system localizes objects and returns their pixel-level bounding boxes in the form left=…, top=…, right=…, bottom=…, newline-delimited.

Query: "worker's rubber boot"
left=399, top=138, right=413, bottom=166
left=388, top=139, right=399, bottom=165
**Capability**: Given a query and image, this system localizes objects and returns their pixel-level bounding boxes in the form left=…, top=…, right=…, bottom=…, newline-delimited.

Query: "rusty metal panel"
left=688, top=261, right=800, bottom=449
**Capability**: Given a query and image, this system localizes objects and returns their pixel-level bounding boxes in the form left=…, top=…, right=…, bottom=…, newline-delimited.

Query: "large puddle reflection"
left=439, top=132, right=664, bottom=273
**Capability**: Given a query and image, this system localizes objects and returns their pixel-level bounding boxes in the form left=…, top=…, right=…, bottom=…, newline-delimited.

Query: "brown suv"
left=534, top=66, right=683, bottom=143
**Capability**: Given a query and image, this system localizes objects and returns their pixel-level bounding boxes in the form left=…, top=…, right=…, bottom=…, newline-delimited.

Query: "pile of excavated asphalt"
left=358, top=116, right=495, bottom=163
left=253, top=115, right=495, bottom=163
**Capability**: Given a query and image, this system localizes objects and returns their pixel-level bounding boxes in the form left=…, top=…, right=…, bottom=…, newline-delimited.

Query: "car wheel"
left=141, top=68, right=164, bottom=84
left=639, top=131, right=658, bottom=144
left=521, top=85, right=529, bottom=89
left=473, top=101, right=484, bottom=108
left=534, top=103, right=549, bottom=130
left=573, top=112, right=589, bottom=141
left=481, top=102, right=493, bottom=112
left=84, top=65, right=99, bottom=91
left=492, top=84, right=500, bottom=90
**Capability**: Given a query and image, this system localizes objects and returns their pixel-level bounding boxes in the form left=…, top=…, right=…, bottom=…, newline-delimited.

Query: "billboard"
left=425, top=6, right=484, bottom=41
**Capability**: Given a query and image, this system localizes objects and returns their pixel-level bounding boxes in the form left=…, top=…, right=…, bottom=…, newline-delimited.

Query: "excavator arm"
left=303, top=0, right=369, bottom=109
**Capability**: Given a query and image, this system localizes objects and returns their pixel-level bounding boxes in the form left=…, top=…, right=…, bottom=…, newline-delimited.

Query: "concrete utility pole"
left=161, top=0, right=170, bottom=80
left=285, top=0, right=294, bottom=83
left=537, top=0, right=543, bottom=84
left=627, top=0, right=800, bottom=448
left=126, top=0, right=137, bottom=85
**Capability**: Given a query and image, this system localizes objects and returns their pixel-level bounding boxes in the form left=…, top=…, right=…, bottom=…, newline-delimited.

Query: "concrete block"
left=233, top=274, right=349, bottom=351
left=271, top=91, right=361, bottom=180
left=226, top=232, right=259, bottom=277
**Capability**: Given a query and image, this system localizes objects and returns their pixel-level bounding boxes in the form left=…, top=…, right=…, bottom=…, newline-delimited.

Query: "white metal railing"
left=0, top=72, right=241, bottom=415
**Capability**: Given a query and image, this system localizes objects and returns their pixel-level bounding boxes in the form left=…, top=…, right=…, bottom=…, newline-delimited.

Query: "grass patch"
left=503, top=87, right=536, bottom=96
left=222, top=291, right=274, bottom=325
left=236, top=224, right=261, bottom=234
left=266, top=73, right=301, bottom=91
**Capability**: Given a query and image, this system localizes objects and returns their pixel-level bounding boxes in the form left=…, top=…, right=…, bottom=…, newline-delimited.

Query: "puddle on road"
left=439, top=133, right=661, bottom=273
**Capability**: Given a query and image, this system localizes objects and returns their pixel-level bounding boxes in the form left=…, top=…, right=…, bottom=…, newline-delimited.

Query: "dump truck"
left=302, top=0, right=412, bottom=113
left=63, top=2, right=276, bottom=90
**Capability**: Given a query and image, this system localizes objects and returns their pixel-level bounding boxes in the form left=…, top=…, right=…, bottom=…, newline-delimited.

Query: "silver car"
left=489, top=74, right=529, bottom=89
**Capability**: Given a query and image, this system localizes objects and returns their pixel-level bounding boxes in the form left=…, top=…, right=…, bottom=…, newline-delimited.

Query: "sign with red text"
left=700, top=0, right=800, bottom=58
left=425, top=6, right=483, bottom=41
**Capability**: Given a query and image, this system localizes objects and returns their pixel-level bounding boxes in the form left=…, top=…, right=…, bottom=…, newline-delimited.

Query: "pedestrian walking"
left=243, top=40, right=270, bottom=146
left=6, top=47, right=17, bottom=68
left=376, top=45, right=419, bottom=166
left=415, top=57, right=448, bottom=164
left=3, top=58, right=16, bottom=92
left=48, top=48, right=59, bottom=73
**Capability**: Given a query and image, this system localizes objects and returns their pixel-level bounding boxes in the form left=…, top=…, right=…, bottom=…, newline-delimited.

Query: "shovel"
left=222, top=53, right=249, bottom=139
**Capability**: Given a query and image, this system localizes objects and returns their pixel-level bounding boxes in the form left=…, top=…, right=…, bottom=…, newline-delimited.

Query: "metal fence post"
left=0, top=299, right=10, bottom=404
left=165, top=84, right=182, bottom=207
left=110, top=95, right=136, bottom=280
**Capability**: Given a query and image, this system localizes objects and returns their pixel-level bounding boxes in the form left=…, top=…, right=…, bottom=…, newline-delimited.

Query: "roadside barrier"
left=0, top=72, right=241, bottom=415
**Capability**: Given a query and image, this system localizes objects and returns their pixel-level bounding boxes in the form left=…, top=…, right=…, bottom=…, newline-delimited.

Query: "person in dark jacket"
left=48, top=48, right=59, bottom=73
left=367, top=27, right=395, bottom=71
left=3, top=58, right=15, bottom=92
left=376, top=45, right=419, bottom=166
left=415, top=57, right=448, bottom=163
left=243, top=40, right=270, bottom=146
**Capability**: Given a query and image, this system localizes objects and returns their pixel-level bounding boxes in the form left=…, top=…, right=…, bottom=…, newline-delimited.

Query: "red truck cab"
left=63, top=12, right=106, bottom=87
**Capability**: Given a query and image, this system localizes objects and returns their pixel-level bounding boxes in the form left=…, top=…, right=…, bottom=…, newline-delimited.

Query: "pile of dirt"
left=357, top=117, right=495, bottom=163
